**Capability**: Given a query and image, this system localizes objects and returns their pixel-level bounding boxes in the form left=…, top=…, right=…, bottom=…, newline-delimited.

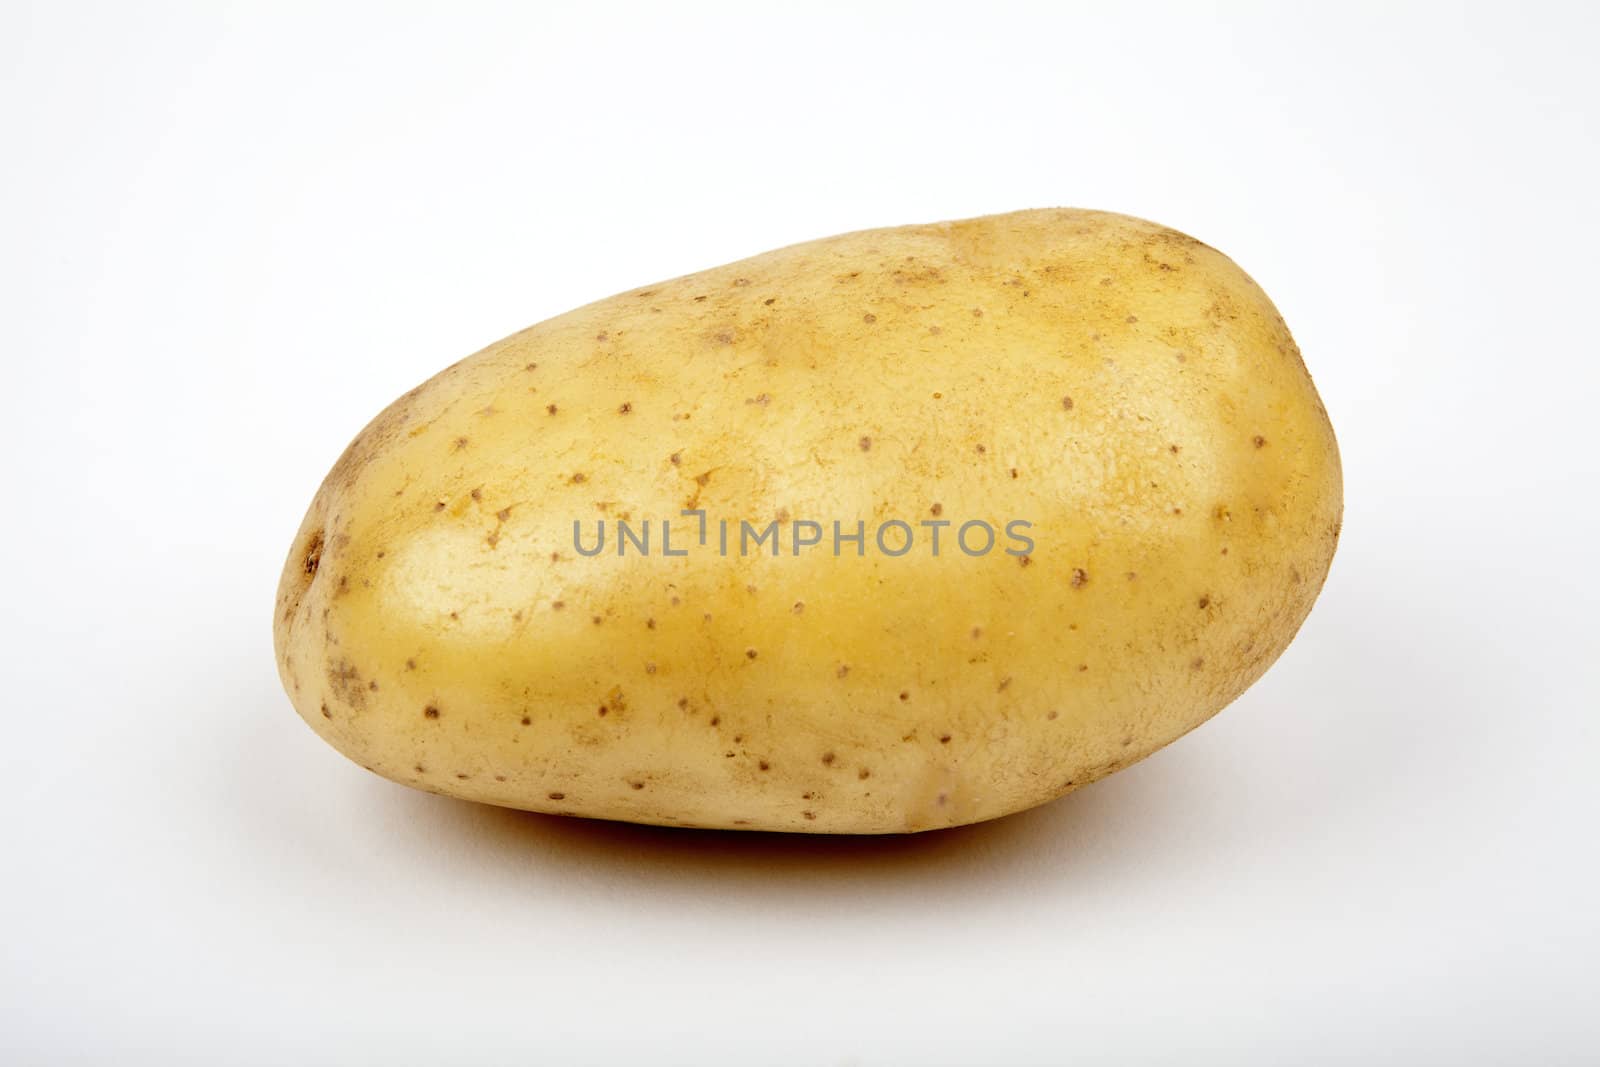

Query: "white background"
left=4, top=3, right=1598, bottom=1063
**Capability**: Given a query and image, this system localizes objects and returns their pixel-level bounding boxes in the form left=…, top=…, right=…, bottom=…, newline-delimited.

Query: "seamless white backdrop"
left=3, top=3, right=1597, bottom=1064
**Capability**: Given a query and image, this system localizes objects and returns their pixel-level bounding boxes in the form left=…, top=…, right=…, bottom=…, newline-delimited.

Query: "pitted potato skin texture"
left=274, top=208, right=1342, bottom=833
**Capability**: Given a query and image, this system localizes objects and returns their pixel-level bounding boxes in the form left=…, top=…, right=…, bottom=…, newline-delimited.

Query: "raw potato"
left=273, top=208, right=1342, bottom=833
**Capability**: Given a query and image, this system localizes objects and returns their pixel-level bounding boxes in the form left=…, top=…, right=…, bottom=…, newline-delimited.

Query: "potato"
left=273, top=208, right=1341, bottom=833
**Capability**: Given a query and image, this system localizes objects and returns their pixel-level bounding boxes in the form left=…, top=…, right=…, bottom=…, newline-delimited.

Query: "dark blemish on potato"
left=646, top=617, right=656, bottom=630
left=302, top=530, right=324, bottom=577
left=764, top=297, right=776, bottom=305
left=1122, top=737, right=1134, bottom=747
left=595, top=332, right=608, bottom=342
left=1078, top=663, right=1089, bottom=672
left=597, top=705, right=608, bottom=717
left=998, top=677, right=1011, bottom=692
left=368, top=680, right=378, bottom=692
left=669, top=452, right=681, bottom=465
left=695, top=471, right=712, bottom=487
left=732, top=277, right=751, bottom=287
left=899, top=690, right=910, bottom=701
left=930, top=502, right=943, bottom=517
left=858, top=768, right=871, bottom=780
left=453, top=437, right=470, bottom=451
left=972, top=308, right=983, bottom=317
left=552, top=600, right=565, bottom=611
left=449, top=611, right=459, bottom=620
left=434, top=500, right=447, bottom=511
left=745, top=584, right=758, bottom=595
left=570, top=473, right=587, bottom=485
left=525, top=362, right=538, bottom=371
left=746, top=393, right=772, bottom=406
left=837, top=665, right=850, bottom=678
left=1125, top=315, right=1138, bottom=324
left=455, top=773, right=469, bottom=780
left=511, top=609, right=522, bottom=621
left=645, top=662, right=657, bottom=675
left=470, top=487, right=482, bottom=501
left=547, top=403, right=558, bottom=415
left=405, top=658, right=416, bottom=671
left=1126, top=571, right=1138, bottom=580
left=670, top=596, right=681, bottom=606
left=416, top=764, right=427, bottom=774
left=592, top=615, right=603, bottom=625
left=863, top=313, right=877, bottom=324
left=1061, top=396, right=1075, bottom=411
left=1172, top=507, right=1184, bottom=515
left=802, top=811, right=817, bottom=820
left=694, top=295, right=708, bottom=302
left=1253, top=435, right=1267, bottom=448
left=715, top=331, right=734, bottom=344
left=335, top=575, right=349, bottom=595
left=630, top=781, right=645, bottom=790
left=1221, top=547, right=1229, bottom=555
left=821, top=751, right=836, bottom=766
left=792, top=601, right=804, bottom=614
left=1071, top=568, right=1089, bottom=588
left=1198, top=595, right=1211, bottom=609
left=1046, top=710, right=1059, bottom=721
left=619, top=402, right=632, bottom=414
left=936, top=792, right=948, bottom=806
left=1191, top=657, right=1205, bottom=670
left=1169, top=444, right=1181, bottom=454
left=971, top=627, right=983, bottom=639
left=496, top=507, right=512, bottom=522
left=1018, top=555, right=1031, bottom=567
left=710, top=716, right=721, bottom=726
left=375, top=549, right=386, bottom=559
left=975, top=443, right=987, bottom=454
left=1010, top=467, right=1019, bottom=479
left=939, top=734, right=952, bottom=744
left=858, top=436, right=872, bottom=451
left=932, top=392, right=943, bottom=400
left=424, top=705, right=440, bottom=720
left=495, top=775, right=506, bottom=782
left=547, top=791, right=566, bottom=800
left=745, top=648, right=758, bottom=660
left=320, top=703, right=331, bottom=719
left=521, top=716, right=531, bottom=726
left=759, top=760, right=771, bottom=771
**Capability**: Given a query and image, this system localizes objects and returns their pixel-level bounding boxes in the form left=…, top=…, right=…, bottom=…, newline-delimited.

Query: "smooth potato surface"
left=274, top=208, right=1342, bottom=833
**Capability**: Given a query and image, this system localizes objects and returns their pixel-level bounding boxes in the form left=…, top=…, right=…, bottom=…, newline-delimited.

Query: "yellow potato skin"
left=273, top=208, right=1341, bottom=833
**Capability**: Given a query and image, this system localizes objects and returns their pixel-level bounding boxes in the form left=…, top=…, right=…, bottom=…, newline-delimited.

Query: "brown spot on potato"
left=320, top=703, right=331, bottom=719
left=802, top=811, right=817, bottom=820
left=423, top=705, right=440, bottom=720
left=858, top=768, right=871, bottom=780
left=821, top=751, right=836, bottom=765
left=792, top=601, right=804, bottom=614
left=759, top=760, right=771, bottom=771
left=939, top=734, right=952, bottom=744
left=1046, top=710, right=1059, bottom=721
left=930, top=502, right=943, bottom=516
left=1253, top=435, right=1267, bottom=448
left=547, top=792, right=565, bottom=801
left=1191, top=657, right=1205, bottom=670
left=453, top=437, right=469, bottom=451
left=836, top=665, right=850, bottom=678
left=863, top=313, right=877, bottom=323
left=745, top=648, right=758, bottom=659
left=546, top=403, right=558, bottom=415
left=301, top=529, right=324, bottom=577
left=619, top=402, right=632, bottom=414
left=1061, top=396, right=1074, bottom=411
left=1071, top=568, right=1089, bottom=588
left=859, top=436, right=872, bottom=451
left=521, top=716, right=531, bottom=726
left=1198, top=595, right=1211, bottom=609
